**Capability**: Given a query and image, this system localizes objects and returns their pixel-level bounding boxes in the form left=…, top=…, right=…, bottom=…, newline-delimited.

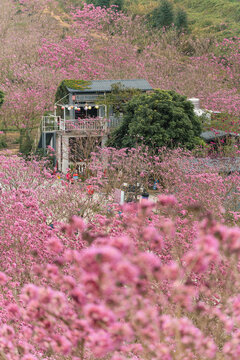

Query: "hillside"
left=173, top=0, right=240, bottom=38
left=56, top=0, right=240, bottom=38
left=0, top=0, right=239, bottom=146
left=124, top=0, right=240, bottom=38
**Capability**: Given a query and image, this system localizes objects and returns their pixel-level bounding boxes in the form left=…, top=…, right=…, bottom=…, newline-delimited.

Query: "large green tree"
left=149, top=0, right=174, bottom=29
left=107, top=89, right=203, bottom=150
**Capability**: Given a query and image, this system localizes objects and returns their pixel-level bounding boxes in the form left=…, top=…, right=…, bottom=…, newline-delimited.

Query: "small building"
left=40, top=79, right=152, bottom=173
left=200, top=129, right=240, bottom=144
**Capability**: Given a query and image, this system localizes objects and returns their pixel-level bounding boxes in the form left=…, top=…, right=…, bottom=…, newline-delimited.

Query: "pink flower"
left=22, top=355, right=38, bottom=360
left=0, top=272, right=8, bottom=285
left=115, top=261, right=139, bottom=283
left=142, top=226, right=164, bottom=250
left=158, top=194, right=178, bottom=207
left=84, top=303, right=115, bottom=327
left=7, top=303, right=20, bottom=318
left=47, top=237, right=63, bottom=254
left=71, top=285, right=86, bottom=305
left=52, top=334, right=72, bottom=355
left=88, top=330, right=114, bottom=357
left=137, top=252, right=161, bottom=274
left=70, top=216, right=86, bottom=232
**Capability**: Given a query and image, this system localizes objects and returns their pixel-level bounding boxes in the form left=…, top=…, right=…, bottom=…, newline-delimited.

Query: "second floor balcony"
left=42, top=116, right=123, bottom=134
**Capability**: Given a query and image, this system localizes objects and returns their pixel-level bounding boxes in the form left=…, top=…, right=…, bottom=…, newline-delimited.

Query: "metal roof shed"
left=201, top=129, right=240, bottom=143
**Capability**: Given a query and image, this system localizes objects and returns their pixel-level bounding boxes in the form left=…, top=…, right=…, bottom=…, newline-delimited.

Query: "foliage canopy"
left=107, top=89, right=203, bottom=150
left=148, top=0, right=174, bottom=29
left=97, top=83, right=142, bottom=115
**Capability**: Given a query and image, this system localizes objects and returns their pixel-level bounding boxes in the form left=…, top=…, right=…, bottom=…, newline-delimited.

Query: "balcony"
left=42, top=116, right=123, bottom=134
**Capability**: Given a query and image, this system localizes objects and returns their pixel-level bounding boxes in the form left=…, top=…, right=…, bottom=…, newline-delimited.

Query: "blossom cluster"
left=1, top=148, right=240, bottom=359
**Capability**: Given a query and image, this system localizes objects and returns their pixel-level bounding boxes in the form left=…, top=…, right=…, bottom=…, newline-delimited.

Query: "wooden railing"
left=42, top=116, right=59, bottom=132
left=42, top=116, right=123, bottom=133
left=64, top=118, right=107, bottom=132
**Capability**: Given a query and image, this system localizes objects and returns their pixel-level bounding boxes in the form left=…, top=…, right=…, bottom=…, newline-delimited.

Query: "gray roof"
left=67, top=79, right=153, bottom=93
left=181, top=157, right=240, bottom=174
left=201, top=129, right=240, bottom=142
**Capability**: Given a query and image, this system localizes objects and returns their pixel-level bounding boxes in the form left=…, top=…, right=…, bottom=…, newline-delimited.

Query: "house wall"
left=67, top=91, right=108, bottom=120
left=56, top=132, right=108, bottom=174
left=56, top=134, right=70, bottom=173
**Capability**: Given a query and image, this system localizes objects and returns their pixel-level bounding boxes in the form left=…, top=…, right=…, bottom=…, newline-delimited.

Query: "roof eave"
left=67, top=87, right=153, bottom=93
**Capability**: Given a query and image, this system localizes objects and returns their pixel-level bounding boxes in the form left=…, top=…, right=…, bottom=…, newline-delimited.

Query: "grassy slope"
left=124, top=0, right=240, bottom=38
left=57, top=0, right=240, bottom=38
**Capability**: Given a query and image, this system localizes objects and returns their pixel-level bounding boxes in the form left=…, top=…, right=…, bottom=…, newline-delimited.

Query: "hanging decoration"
left=57, top=103, right=103, bottom=111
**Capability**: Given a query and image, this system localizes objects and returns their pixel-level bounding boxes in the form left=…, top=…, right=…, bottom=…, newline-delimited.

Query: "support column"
left=56, top=134, right=61, bottom=171
left=51, top=133, right=57, bottom=166
left=62, top=135, right=69, bottom=174
left=52, top=132, right=56, bottom=150
left=69, top=93, right=74, bottom=119
left=42, top=132, right=46, bottom=154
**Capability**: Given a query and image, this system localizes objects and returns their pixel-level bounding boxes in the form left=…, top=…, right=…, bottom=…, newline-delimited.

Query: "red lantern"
left=87, top=185, right=94, bottom=195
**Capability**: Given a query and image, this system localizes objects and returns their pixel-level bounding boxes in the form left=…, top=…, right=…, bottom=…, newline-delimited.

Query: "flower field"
left=1, top=147, right=240, bottom=359
left=0, top=1, right=240, bottom=359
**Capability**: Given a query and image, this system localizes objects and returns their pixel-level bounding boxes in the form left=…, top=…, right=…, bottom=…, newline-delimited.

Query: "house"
left=40, top=79, right=152, bottom=173
left=40, top=82, right=225, bottom=174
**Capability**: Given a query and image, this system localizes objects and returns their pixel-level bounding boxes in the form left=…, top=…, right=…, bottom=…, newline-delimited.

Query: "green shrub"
left=107, top=89, right=202, bottom=150
left=148, top=0, right=174, bottom=29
